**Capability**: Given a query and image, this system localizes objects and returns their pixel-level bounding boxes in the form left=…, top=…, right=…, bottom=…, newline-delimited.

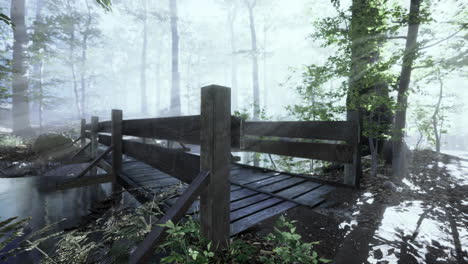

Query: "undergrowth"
left=1, top=195, right=330, bottom=264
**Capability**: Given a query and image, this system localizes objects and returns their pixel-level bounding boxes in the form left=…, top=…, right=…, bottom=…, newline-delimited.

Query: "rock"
left=32, top=133, right=72, bottom=154
left=382, top=181, right=397, bottom=191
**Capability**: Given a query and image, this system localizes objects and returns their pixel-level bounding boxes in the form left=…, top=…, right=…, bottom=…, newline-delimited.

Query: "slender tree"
left=140, top=0, right=148, bottom=114
left=169, top=0, right=181, bottom=115
left=392, top=0, right=422, bottom=174
left=10, top=0, right=31, bottom=134
left=245, top=0, right=260, bottom=120
left=227, top=1, right=238, bottom=111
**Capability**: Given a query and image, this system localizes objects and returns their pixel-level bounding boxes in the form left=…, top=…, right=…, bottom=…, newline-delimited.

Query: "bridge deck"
left=100, top=154, right=337, bottom=236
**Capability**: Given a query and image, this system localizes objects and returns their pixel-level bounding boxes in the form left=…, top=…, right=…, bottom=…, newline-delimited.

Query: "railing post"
left=90, top=116, right=99, bottom=176
left=200, top=85, right=231, bottom=249
left=344, top=111, right=362, bottom=188
left=80, top=119, right=86, bottom=148
left=111, top=109, right=123, bottom=193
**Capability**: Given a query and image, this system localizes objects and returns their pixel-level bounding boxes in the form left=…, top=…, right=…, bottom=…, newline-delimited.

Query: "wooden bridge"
left=58, top=85, right=362, bottom=263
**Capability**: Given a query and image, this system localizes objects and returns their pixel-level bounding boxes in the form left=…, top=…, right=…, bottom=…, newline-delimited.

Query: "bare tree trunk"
left=11, top=0, right=31, bottom=135
left=246, top=0, right=260, bottom=121
left=32, top=0, right=44, bottom=129
left=227, top=2, right=238, bottom=111
left=392, top=0, right=422, bottom=174
left=169, top=0, right=181, bottom=116
left=432, top=71, right=443, bottom=153
left=140, top=0, right=148, bottom=114
left=80, top=0, right=92, bottom=118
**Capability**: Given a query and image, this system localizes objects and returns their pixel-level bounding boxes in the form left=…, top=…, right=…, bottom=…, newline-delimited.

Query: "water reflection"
left=0, top=176, right=111, bottom=263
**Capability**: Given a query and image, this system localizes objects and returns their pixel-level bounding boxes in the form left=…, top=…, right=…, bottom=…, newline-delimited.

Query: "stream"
left=0, top=175, right=111, bottom=263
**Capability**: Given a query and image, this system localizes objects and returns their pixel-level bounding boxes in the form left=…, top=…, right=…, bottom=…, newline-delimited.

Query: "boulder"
left=32, top=133, right=72, bottom=154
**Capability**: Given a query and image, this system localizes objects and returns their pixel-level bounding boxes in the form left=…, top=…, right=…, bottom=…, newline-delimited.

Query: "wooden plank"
left=293, top=185, right=336, bottom=207
left=230, top=197, right=283, bottom=222
left=200, top=85, right=231, bottom=248
left=122, top=140, right=200, bottom=183
left=258, top=177, right=305, bottom=193
left=243, top=174, right=291, bottom=188
left=230, top=188, right=258, bottom=201
left=128, top=171, right=210, bottom=264
left=122, top=115, right=201, bottom=144
left=243, top=120, right=357, bottom=142
left=99, top=120, right=112, bottom=132
left=230, top=201, right=298, bottom=235
left=131, top=174, right=173, bottom=182
left=134, top=177, right=179, bottom=186
left=275, top=181, right=322, bottom=199
left=230, top=170, right=280, bottom=185
left=98, top=159, right=113, bottom=173
left=54, top=174, right=112, bottom=191
left=230, top=193, right=270, bottom=211
left=243, top=139, right=354, bottom=163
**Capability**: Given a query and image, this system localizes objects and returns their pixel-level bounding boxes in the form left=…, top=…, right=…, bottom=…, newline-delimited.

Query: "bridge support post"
left=80, top=119, right=86, bottom=148
left=90, top=116, right=99, bottom=176
left=111, top=109, right=123, bottom=193
left=200, top=85, right=231, bottom=249
left=344, top=111, right=362, bottom=188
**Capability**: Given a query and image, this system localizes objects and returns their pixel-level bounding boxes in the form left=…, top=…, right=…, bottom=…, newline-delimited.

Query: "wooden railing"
left=73, top=84, right=361, bottom=263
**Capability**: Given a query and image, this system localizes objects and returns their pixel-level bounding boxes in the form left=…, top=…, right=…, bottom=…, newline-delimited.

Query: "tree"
left=225, top=0, right=239, bottom=111
left=392, top=0, right=423, bottom=174
left=169, top=0, right=181, bottom=116
left=10, top=0, right=31, bottom=135
left=245, top=0, right=260, bottom=120
left=140, top=0, right=148, bottom=114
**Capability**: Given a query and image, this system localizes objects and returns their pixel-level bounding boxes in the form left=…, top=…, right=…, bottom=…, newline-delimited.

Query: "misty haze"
left=0, top=0, right=467, bottom=263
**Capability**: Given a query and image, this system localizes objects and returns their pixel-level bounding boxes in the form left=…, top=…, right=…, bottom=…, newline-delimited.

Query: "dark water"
left=0, top=176, right=111, bottom=263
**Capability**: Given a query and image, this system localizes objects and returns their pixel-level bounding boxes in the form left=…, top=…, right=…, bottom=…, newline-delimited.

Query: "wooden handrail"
left=70, top=141, right=91, bottom=160
left=128, top=171, right=210, bottom=264
left=74, top=145, right=113, bottom=179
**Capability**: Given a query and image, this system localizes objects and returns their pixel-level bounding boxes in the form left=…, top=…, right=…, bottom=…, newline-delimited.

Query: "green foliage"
left=0, top=134, right=24, bottom=146
left=259, top=216, right=330, bottom=264
left=0, top=12, right=11, bottom=26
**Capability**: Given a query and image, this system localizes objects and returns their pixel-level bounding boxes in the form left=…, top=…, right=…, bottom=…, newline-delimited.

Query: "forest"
left=0, top=0, right=467, bottom=263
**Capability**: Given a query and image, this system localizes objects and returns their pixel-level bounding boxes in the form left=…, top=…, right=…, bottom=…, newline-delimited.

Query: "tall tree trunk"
left=80, top=0, right=92, bottom=118
left=32, top=0, right=44, bottom=129
left=392, top=0, right=422, bottom=174
left=246, top=0, right=260, bottom=121
left=140, top=0, right=148, bottom=114
left=169, top=0, right=181, bottom=116
left=432, top=71, right=443, bottom=153
left=11, top=0, right=31, bottom=135
left=66, top=0, right=81, bottom=118
left=227, top=3, right=238, bottom=111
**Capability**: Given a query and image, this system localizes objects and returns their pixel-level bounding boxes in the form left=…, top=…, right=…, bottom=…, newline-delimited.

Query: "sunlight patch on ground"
left=368, top=200, right=458, bottom=264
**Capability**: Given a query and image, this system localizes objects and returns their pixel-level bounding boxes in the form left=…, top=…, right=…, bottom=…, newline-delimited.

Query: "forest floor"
left=1, top=132, right=467, bottom=263
left=246, top=150, right=468, bottom=264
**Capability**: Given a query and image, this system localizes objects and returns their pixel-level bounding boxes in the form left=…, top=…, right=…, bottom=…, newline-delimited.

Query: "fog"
left=1, top=0, right=467, bottom=151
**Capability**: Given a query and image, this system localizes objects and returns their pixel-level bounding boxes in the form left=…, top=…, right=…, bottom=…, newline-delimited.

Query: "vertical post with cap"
left=344, top=110, right=362, bottom=188
left=111, top=109, right=123, bottom=192
left=90, top=116, right=99, bottom=176
left=80, top=119, right=86, bottom=148
left=200, top=85, right=231, bottom=249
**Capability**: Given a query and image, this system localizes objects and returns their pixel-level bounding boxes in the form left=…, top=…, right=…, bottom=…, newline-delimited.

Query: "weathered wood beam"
left=55, top=174, right=113, bottom=191
left=243, top=138, right=354, bottom=163
left=128, top=171, right=210, bottom=264
left=70, top=141, right=91, bottom=160
left=112, top=109, right=123, bottom=193
left=91, top=116, right=99, bottom=176
left=80, top=119, right=86, bottom=147
left=344, top=110, right=362, bottom=188
left=244, top=120, right=357, bottom=142
left=75, top=145, right=113, bottom=179
left=200, top=85, right=231, bottom=249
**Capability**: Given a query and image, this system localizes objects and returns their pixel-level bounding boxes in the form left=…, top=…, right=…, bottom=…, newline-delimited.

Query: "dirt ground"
left=241, top=150, right=467, bottom=264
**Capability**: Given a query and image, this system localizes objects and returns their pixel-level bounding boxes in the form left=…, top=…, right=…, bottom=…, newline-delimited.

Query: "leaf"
left=0, top=13, right=12, bottom=26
